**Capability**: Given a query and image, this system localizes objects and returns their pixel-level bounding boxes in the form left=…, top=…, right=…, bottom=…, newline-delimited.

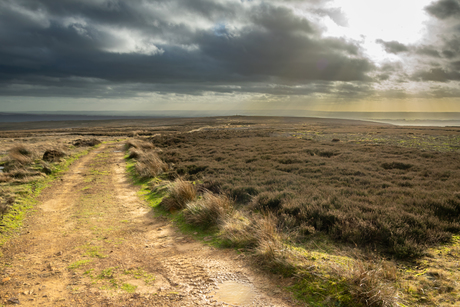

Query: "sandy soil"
left=0, top=143, right=295, bottom=306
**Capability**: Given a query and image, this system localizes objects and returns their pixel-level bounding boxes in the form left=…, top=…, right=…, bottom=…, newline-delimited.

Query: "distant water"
left=0, top=113, right=154, bottom=123
left=1, top=111, right=459, bottom=127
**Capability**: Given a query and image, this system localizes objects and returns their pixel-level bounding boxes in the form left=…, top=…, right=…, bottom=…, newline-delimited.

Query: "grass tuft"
left=134, top=151, right=167, bottom=179
left=160, top=178, right=197, bottom=211
left=184, top=192, right=233, bottom=228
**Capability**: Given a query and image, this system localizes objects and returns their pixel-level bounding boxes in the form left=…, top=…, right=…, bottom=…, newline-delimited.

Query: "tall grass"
left=134, top=151, right=167, bottom=179
left=7, top=144, right=36, bottom=165
left=160, top=178, right=197, bottom=211
left=184, top=192, right=232, bottom=227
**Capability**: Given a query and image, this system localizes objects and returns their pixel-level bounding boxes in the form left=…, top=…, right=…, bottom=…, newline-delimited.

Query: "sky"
left=1, top=0, right=460, bottom=114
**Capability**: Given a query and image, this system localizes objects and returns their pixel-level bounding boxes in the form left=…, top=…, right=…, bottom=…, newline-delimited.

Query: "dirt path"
left=0, top=144, right=295, bottom=306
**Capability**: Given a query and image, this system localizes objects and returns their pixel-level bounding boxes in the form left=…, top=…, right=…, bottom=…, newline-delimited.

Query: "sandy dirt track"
left=0, top=144, right=295, bottom=306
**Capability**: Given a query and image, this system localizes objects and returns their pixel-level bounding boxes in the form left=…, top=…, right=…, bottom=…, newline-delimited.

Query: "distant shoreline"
left=0, top=112, right=459, bottom=128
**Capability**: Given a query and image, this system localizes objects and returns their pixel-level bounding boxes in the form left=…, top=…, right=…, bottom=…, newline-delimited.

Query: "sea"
left=0, top=111, right=459, bottom=127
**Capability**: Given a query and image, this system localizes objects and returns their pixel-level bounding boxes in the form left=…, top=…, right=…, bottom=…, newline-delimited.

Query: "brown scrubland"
left=1, top=116, right=459, bottom=306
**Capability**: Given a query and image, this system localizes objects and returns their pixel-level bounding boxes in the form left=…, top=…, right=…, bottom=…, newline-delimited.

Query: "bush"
left=161, top=178, right=197, bottom=211
left=252, top=192, right=291, bottom=211
left=42, top=150, right=66, bottom=162
left=184, top=192, right=233, bottom=227
left=72, top=139, right=101, bottom=147
left=381, top=162, right=412, bottom=170
left=230, top=186, right=259, bottom=203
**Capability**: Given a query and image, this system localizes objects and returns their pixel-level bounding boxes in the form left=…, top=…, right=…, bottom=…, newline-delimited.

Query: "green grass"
left=68, top=259, right=92, bottom=269
left=289, top=275, right=357, bottom=307
left=0, top=148, right=92, bottom=248
left=84, top=245, right=107, bottom=259
left=123, top=267, right=155, bottom=284
left=121, top=283, right=138, bottom=293
left=125, top=156, right=223, bottom=248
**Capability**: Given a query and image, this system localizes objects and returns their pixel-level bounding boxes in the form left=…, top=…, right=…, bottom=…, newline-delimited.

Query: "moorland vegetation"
left=125, top=128, right=460, bottom=306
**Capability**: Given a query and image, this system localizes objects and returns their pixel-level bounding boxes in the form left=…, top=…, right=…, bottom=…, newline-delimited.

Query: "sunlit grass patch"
left=123, top=267, right=155, bottom=284
left=121, top=283, right=137, bottom=293
left=68, top=259, right=92, bottom=269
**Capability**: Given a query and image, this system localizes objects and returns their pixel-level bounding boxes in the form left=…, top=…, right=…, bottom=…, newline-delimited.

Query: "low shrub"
left=230, top=186, right=259, bottom=203
left=184, top=192, right=233, bottom=227
left=252, top=192, right=291, bottom=211
left=72, top=139, right=101, bottom=147
left=381, top=162, right=413, bottom=170
left=42, top=149, right=66, bottom=162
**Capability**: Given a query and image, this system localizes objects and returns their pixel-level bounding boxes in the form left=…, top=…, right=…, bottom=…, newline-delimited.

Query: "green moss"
left=289, top=274, right=359, bottom=307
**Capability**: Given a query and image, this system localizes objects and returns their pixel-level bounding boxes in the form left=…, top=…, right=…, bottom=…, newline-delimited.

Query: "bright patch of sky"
left=322, top=0, right=434, bottom=64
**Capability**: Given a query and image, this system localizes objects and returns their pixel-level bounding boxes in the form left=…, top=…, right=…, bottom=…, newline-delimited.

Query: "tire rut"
left=0, top=144, right=295, bottom=307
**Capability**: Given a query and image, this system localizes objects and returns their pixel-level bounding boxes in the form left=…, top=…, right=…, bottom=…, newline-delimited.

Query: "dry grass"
left=7, top=144, right=36, bottom=165
left=0, top=192, right=14, bottom=218
left=184, top=192, right=232, bottom=227
left=160, top=178, right=197, bottom=211
left=337, top=260, right=399, bottom=307
left=124, top=140, right=154, bottom=151
left=134, top=151, right=167, bottom=179
left=127, top=148, right=142, bottom=159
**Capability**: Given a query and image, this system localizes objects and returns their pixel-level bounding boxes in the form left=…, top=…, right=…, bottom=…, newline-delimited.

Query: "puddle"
left=113, top=150, right=122, bottom=153
left=213, top=281, right=255, bottom=306
left=0, top=166, right=4, bottom=173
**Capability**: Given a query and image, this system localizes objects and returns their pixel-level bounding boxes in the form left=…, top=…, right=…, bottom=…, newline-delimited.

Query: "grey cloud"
left=376, top=39, right=409, bottom=54
left=314, top=8, right=348, bottom=27
left=412, top=67, right=460, bottom=82
left=0, top=0, right=375, bottom=100
left=4, top=0, right=460, bottom=103
left=416, top=46, right=441, bottom=58
left=425, top=0, right=460, bottom=19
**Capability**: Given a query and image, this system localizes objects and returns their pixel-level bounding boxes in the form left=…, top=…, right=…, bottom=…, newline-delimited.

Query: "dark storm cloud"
left=0, top=0, right=375, bottom=99
left=425, top=0, right=460, bottom=19
left=416, top=46, right=441, bottom=58
left=376, top=39, right=409, bottom=54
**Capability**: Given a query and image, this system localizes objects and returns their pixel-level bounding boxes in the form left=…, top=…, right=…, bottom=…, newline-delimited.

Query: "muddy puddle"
left=213, top=281, right=256, bottom=306
left=0, top=166, right=4, bottom=173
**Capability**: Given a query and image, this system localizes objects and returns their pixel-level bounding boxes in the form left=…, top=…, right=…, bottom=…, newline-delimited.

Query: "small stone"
left=203, top=236, right=213, bottom=242
left=7, top=297, right=20, bottom=304
left=2, top=277, right=11, bottom=283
